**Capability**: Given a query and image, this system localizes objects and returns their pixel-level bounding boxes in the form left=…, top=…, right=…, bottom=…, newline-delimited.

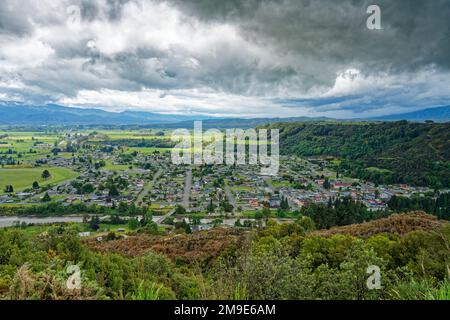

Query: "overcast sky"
left=0, top=0, right=449, bottom=118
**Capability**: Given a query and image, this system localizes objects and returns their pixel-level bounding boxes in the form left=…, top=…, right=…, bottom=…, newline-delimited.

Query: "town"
left=0, top=128, right=442, bottom=235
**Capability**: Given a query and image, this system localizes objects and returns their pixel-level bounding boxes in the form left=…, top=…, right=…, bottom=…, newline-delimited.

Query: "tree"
left=295, top=216, right=316, bottom=232
left=140, top=211, right=153, bottom=227
left=106, top=232, right=117, bottom=241
left=4, top=185, right=14, bottom=193
left=94, top=160, right=106, bottom=170
left=337, top=241, right=386, bottom=300
left=280, top=196, right=290, bottom=210
left=41, top=192, right=51, bottom=202
left=41, top=170, right=51, bottom=179
left=175, top=221, right=191, bottom=234
left=82, top=183, right=95, bottom=194
left=108, top=185, right=120, bottom=197
left=175, top=205, right=186, bottom=215
left=212, top=219, right=223, bottom=227
left=301, top=203, right=336, bottom=229
left=323, top=178, right=331, bottom=190
left=144, top=222, right=158, bottom=234
left=32, top=181, right=40, bottom=190
left=128, top=218, right=140, bottom=230
left=262, top=207, right=272, bottom=222
left=89, top=216, right=100, bottom=231
left=276, top=208, right=287, bottom=218
left=191, top=216, right=201, bottom=225
left=162, top=217, right=175, bottom=225
left=220, top=200, right=233, bottom=213
left=207, top=199, right=216, bottom=213
left=118, top=201, right=128, bottom=214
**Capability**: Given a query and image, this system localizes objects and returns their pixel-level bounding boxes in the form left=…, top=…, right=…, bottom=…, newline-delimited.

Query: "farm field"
left=0, top=167, right=79, bottom=194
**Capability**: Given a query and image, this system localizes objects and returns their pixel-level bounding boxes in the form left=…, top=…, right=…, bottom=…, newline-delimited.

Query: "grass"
left=131, top=281, right=163, bottom=300
left=0, top=167, right=79, bottom=194
left=8, top=224, right=50, bottom=236
left=104, top=160, right=130, bottom=171
left=426, top=281, right=450, bottom=300
left=230, top=185, right=255, bottom=192
left=151, top=206, right=174, bottom=215
left=268, top=179, right=292, bottom=188
left=330, top=159, right=342, bottom=166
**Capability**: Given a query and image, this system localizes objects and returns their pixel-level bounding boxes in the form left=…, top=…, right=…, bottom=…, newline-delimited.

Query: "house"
left=269, top=198, right=281, bottom=208
left=293, top=198, right=308, bottom=208
left=316, top=179, right=325, bottom=186
left=78, top=232, right=91, bottom=237
left=191, top=224, right=212, bottom=232
left=333, top=183, right=351, bottom=190
left=249, top=199, right=260, bottom=208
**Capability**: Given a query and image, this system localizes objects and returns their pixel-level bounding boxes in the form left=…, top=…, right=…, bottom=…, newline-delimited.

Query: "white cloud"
left=0, top=36, right=54, bottom=71
left=59, top=87, right=315, bottom=118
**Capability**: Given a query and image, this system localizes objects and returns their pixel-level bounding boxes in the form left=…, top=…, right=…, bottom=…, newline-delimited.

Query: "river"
left=0, top=216, right=85, bottom=228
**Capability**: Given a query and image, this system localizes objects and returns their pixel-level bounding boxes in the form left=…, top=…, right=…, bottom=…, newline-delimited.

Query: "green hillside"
left=266, top=121, right=450, bottom=188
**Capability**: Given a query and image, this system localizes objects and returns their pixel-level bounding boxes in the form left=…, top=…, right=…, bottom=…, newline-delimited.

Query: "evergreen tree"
left=41, top=170, right=51, bottom=179
left=41, top=192, right=51, bottom=202
left=207, top=199, right=216, bottom=213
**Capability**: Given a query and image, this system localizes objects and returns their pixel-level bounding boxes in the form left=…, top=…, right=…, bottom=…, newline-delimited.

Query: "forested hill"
left=265, top=121, right=450, bottom=188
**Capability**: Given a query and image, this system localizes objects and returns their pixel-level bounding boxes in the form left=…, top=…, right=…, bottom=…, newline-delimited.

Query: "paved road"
left=155, top=208, right=176, bottom=224
left=224, top=184, right=238, bottom=209
left=156, top=168, right=191, bottom=225
left=136, top=168, right=163, bottom=205
left=182, top=168, right=192, bottom=208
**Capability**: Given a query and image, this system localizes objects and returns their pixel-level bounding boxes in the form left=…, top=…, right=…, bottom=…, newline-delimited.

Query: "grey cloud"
left=78, top=0, right=133, bottom=22
left=0, top=0, right=449, bottom=117
left=170, top=0, right=450, bottom=72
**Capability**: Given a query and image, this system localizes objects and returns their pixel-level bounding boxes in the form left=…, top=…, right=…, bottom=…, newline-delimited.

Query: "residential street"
left=136, top=168, right=163, bottom=205
left=182, top=168, right=192, bottom=208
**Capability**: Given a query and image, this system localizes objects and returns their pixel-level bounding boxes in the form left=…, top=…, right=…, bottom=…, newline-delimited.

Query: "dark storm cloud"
left=0, top=6, right=32, bottom=36
left=170, top=0, right=450, bottom=72
left=0, top=0, right=449, bottom=117
left=79, top=0, right=133, bottom=21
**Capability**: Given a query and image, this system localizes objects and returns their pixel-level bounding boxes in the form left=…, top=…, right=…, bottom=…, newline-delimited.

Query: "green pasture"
left=0, top=167, right=79, bottom=194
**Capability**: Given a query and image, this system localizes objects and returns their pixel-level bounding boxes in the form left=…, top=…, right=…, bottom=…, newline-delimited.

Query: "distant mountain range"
left=369, top=105, right=450, bottom=122
left=0, top=103, right=448, bottom=127
left=148, top=116, right=333, bottom=129
left=0, top=104, right=208, bottom=125
left=0, top=103, right=333, bottom=128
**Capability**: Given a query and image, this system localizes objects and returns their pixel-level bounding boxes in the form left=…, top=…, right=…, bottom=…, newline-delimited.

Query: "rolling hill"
left=370, top=105, right=450, bottom=122
left=266, top=120, right=450, bottom=187
left=0, top=104, right=208, bottom=125
left=0, top=103, right=449, bottom=126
